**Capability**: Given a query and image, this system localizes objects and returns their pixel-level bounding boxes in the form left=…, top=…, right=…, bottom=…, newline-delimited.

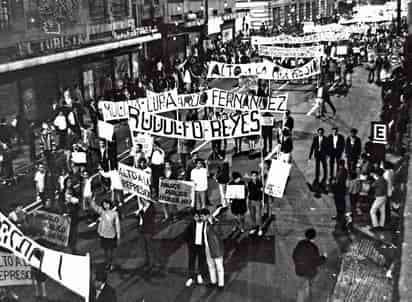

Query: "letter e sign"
left=371, top=122, right=387, bottom=144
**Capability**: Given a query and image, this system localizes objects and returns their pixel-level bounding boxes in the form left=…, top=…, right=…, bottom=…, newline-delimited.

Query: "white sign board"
left=226, top=185, right=246, bottom=199
left=97, top=120, right=114, bottom=142
left=264, top=160, right=292, bottom=198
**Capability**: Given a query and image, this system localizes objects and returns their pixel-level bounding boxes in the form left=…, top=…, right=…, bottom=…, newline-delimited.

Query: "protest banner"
left=72, top=152, right=87, bottom=164
left=100, top=101, right=129, bottom=121
left=208, top=89, right=287, bottom=113
left=226, top=185, right=245, bottom=199
left=130, top=132, right=153, bottom=159
left=97, top=120, right=114, bottom=142
left=118, top=163, right=151, bottom=199
left=0, top=252, right=31, bottom=286
left=258, top=45, right=324, bottom=58
left=251, top=32, right=350, bottom=45
left=30, top=210, right=71, bottom=247
left=371, top=122, right=388, bottom=144
left=0, top=212, right=90, bottom=302
left=264, top=160, right=291, bottom=198
left=158, top=179, right=195, bottom=205
left=207, top=59, right=320, bottom=80
left=128, top=106, right=261, bottom=141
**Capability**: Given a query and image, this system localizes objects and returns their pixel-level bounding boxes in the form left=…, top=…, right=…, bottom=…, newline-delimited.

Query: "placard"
left=226, top=185, right=245, bottom=199
left=128, top=107, right=261, bottom=141
left=97, top=120, right=114, bottom=142
left=371, top=122, right=388, bottom=145
left=0, top=252, right=31, bottom=286
left=100, top=101, right=129, bottom=121
left=118, top=163, right=151, bottom=199
left=207, top=59, right=321, bottom=81
left=261, top=116, right=275, bottom=126
left=0, top=212, right=90, bottom=302
left=30, top=210, right=71, bottom=247
left=130, top=132, right=153, bottom=159
left=264, top=160, right=291, bottom=198
left=72, top=152, right=87, bottom=164
left=336, top=45, right=348, bottom=56
left=158, top=179, right=195, bottom=205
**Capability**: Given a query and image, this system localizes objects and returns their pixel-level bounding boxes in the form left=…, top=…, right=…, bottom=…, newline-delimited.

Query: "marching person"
left=183, top=209, right=207, bottom=287
left=98, top=167, right=124, bottom=208
left=228, top=172, right=248, bottom=233
left=248, top=170, right=264, bottom=236
left=327, top=127, right=345, bottom=182
left=292, top=228, right=327, bottom=302
left=261, top=112, right=274, bottom=156
left=150, top=141, right=165, bottom=198
left=93, top=269, right=117, bottom=302
left=369, top=168, right=388, bottom=230
left=279, top=128, right=293, bottom=163
left=90, top=198, right=121, bottom=272
left=191, top=159, right=208, bottom=209
left=331, top=159, right=348, bottom=222
left=201, top=208, right=225, bottom=290
left=283, top=109, right=294, bottom=133
left=345, top=128, right=362, bottom=175
left=309, top=128, right=329, bottom=190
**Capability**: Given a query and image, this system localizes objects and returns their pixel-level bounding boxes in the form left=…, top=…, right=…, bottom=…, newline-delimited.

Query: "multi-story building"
left=236, top=0, right=335, bottom=31
left=0, top=0, right=161, bottom=122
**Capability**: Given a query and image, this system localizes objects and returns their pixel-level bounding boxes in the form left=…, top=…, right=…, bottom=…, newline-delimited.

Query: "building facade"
left=0, top=0, right=161, bottom=122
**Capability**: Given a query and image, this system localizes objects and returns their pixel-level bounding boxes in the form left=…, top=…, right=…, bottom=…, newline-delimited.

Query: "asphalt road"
left=5, top=67, right=383, bottom=302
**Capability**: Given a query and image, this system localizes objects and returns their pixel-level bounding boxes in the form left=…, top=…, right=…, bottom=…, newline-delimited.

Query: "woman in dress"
left=90, top=198, right=121, bottom=271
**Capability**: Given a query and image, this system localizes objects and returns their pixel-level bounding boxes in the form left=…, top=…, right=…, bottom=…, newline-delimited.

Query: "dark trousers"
left=151, top=164, right=164, bottom=197
left=321, top=98, right=336, bottom=116
left=188, top=245, right=207, bottom=278
left=347, top=157, right=358, bottom=175
left=263, top=134, right=273, bottom=155
left=315, top=156, right=327, bottom=184
left=368, top=69, right=375, bottom=83
left=329, top=154, right=341, bottom=180
left=334, top=192, right=346, bottom=218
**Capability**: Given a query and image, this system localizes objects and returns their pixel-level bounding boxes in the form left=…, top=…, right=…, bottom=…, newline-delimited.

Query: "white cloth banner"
left=128, top=106, right=261, bottom=141
left=100, top=101, right=129, bottom=121
left=0, top=212, right=90, bottom=301
left=258, top=45, right=324, bottom=58
left=118, top=163, right=151, bottom=199
left=207, top=59, right=321, bottom=80
left=208, top=89, right=287, bottom=113
left=264, top=160, right=291, bottom=198
left=251, top=32, right=351, bottom=45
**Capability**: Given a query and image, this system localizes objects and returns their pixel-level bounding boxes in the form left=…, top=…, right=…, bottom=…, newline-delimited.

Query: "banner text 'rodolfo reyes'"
left=128, top=107, right=261, bottom=141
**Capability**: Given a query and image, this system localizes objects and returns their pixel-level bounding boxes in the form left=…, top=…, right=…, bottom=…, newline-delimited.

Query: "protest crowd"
left=0, top=15, right=410, bottom=302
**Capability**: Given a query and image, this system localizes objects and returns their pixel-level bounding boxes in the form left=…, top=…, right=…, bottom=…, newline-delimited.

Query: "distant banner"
left=258, top=45, right=324, bottom=58
left=0, top=212, right=90, bottom=302
left=100, top=101, right=129, bottom=121
left=264, top=160, right=291, bottom=198
left=30, top=210, right=71, bottom=247
left=208, top=89, right=287, bottom=113
left=207, top=59, right=320, bottom=80
left=158, top=179, right=195, bottom=205
left=128, top=106, right=261, bottom=141
left=118, top=163, right=151, bottom=199
left=251, top=32, right=351, bottom=45
left=0, top=252, right=31, bottom=286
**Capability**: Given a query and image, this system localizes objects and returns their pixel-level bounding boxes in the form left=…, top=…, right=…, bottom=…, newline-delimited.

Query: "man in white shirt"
left=190, top=159, right=208, bottom=208
left=99, top=168, right=124, bottom=208
left=150, top=143, right=165, bottom=198
left=34, top=164, right=46, bottom=203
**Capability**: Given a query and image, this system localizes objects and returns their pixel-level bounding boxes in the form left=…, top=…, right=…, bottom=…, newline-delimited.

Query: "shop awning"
left=0, top=32, right=162, bottom=74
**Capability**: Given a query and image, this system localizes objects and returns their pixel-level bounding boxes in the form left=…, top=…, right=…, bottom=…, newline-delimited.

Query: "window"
left=112, top=0, right=128, bottom=18
left=0, top=0, right=9, bottom=31
left=89, top=0, right=107, bottom=21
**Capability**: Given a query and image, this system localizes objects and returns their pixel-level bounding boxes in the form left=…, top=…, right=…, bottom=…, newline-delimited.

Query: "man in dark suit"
left=331, top=159, right=348, bottom=221
left=183, top=209, right=207, bottom=287
left=138, top=200, right=160, bottom=272
left=309, top=128, right=329, bottom=186
left=93, top=270, right=116, bottom=302
left=327, top=127, right=345, bottom=182
left=292, top=228, right=327, bottom=302
left=345, top=128, right=362, bottom=174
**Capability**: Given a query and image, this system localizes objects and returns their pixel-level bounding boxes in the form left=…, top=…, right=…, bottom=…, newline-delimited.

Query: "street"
left=1, top=66, right=384, bottom=302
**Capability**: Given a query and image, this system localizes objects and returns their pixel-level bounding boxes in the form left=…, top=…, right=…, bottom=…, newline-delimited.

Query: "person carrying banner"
left=200, top=208, right=224, bottom=290
left=229, top=172, right=248, bottom=233
left=90, top=198, right=121, bottom=271
left=184, top=209, right=207, bottom=287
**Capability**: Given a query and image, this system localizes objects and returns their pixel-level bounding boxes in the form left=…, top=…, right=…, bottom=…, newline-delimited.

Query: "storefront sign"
left=114, top=26, right=159, bottom=40
left=88, top=19, right=134, bottom=37
left=118, top=163, right=151, bottom=199
left=30, top=210, right=71, bottom=247
left=17, top=34, right=87, bottom=58
left=0, top=252, right=31, bottom=286
left=159, top=179, right=195, bottom=205
left=128, top=107, right=261, bottom=141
